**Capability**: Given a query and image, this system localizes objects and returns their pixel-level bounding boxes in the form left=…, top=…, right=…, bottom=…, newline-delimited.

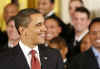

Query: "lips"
left=96, top=40, right=100, bottom=43
left=39, top=33, right=46, bottom=38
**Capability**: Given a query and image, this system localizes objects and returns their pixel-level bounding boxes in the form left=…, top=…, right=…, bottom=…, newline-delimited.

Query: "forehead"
left=8, top=20, right=15, bottom=25
left=70, top=1, right=82, bottom=7
left=75, top=12, right=88, bottom=18
left=90, top=22, right=100, bottom=31
left=5, top=5, right=18, bottom=11
left=45, top=19, right=59, bottom=26
left=30, top=13, right=44, bottom=23
left=38, top=0, right=51, bottom=3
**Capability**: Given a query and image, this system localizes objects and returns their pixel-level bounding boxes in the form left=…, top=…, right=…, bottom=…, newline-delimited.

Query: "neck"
left=75, top=29, right=88, bottom=38
left=9, top=39, right=19, bottom=47
left=21, top=37, right=36, bottom=48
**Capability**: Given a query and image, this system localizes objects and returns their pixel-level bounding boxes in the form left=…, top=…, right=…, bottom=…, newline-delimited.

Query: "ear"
left=50, top=3, right=54, bottom=10
left=58, top=27, right=62, bottom=33
left=18, top=26, right=24, bottom=34
left=88, top=19, right=91, bottom=25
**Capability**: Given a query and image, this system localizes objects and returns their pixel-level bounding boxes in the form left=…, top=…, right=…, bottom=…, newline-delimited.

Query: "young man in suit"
left=37, top=0, right=57, bottom=18
left=0, top=8, right=64, bottom=69
left=71, top=7, right=90, bottom=56
left=68, top=17, right=100, bottom=69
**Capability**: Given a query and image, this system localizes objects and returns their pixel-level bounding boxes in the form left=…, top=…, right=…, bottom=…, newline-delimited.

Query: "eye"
left=90, top=31, right=97, bottom=35
left=36, top=22, right=42, bottom=27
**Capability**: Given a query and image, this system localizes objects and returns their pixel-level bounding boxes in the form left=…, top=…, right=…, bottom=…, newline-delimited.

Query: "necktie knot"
left=30, top=50, right=36, bottom=56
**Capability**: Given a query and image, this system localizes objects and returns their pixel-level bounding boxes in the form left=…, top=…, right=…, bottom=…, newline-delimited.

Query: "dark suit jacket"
left=0, top=31, right=8, bottom=48
left=68, top=48, right=100, bottom=69
left=0, top=44, right=64, bottom=69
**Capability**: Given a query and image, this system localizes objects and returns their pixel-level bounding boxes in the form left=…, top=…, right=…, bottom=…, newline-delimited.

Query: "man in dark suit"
left=0, top=8, right=64, bottom=69
left=68, top=17, right=100, bottom=69
left=37, top=0, right=57, bottom=18
left=70, top=7, right=91, bottom=57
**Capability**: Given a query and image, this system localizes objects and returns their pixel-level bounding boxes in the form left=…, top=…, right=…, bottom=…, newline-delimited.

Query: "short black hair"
left=50, top=0, right=55, bottom=4
left=89, top=17, right=100, bottom=30
left=75, top=7, right=90, bottom=19
left=46, top=16, right=66, bottom=28
left=15, top=8, right=40, bottom=31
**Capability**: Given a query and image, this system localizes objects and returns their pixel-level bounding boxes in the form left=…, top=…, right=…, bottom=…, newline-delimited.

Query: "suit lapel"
left=87, top=48, right=99, bottom=68
left=38, top=45, right=48, bottom=69
left=11, top=44, right=30, bottom=69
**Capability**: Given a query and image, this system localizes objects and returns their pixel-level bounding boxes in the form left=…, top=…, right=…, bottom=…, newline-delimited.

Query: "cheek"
left=90, top=35, right=96, bottom=43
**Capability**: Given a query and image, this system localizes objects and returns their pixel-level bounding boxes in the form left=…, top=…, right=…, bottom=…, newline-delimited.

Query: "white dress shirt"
left=19, top=40, right=41, bottom=69
left=75, top=30, right=88, bottom=42
left=45, top=10, right=55, bottom=18
left=92, top=46, right=100, bottom=68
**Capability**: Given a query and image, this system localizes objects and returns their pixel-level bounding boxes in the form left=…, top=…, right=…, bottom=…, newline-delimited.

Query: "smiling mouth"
left=40, top=33, right=46, bottom=38
left=96, top=40, right=100, bottom=43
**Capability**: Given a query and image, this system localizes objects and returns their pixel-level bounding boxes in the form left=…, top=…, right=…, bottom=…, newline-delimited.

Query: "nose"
left=42, top=24, right=47, bottom=32
left=97, top=32, right=100, bottom=38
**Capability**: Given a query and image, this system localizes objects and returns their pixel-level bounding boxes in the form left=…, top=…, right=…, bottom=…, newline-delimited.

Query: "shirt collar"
left=75, top=30, right=88, bottom=42
left=92, top=46, right=100, bottom=57
left=45, top=10, right=54, bottom=18
left=19, top=40, right=39, bottom=56
left=8, top=42, right=14, bottom=48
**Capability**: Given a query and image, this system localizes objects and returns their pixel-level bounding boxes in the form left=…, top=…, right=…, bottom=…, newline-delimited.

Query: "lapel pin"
left=44, top=57, right=48, bottom=60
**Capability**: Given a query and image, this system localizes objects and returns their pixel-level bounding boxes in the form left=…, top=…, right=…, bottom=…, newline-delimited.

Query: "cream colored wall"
left=60, top=0, right=100, bottom=24
left=61, top=0, right=70, bottom=24
left=83, top=0, right=100, bottom=18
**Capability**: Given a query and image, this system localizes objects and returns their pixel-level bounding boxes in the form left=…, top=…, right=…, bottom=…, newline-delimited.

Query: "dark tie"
left=31, top=50, right=41, bottom=69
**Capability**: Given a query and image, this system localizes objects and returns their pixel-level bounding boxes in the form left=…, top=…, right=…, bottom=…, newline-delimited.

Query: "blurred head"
left=69, top=0, right=83, bottom=19
left=37, top=0, right=54, bottom=15
left=15, top=8, right=47, bottom=47
left=3, top=3, right=19, bottom=22
left=89, top=17, right=100, bottom=51
left=80, top=33, right=91, bottom=52
left=48, top=37, right=68, bottom=59
left=45, top=17, right=63, bottom=41
left=72, top=7, right=90, bottom=32
left=7, top=17, right=20, bottom=41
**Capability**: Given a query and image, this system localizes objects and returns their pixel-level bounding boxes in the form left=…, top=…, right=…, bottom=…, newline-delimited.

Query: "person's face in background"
left=48, top=42, right=68, bottom=60
left=37, top=0, right=54, bottom=15
left=3, top=4, right=18, bottom=22
left=19, top=14, right=47, bottom=46
left=69, top=0, right=83, bottom=19
left=72, top=12, right=90, bottom=32
left=45, top=19, right=61, bottom=41
left=89, top=22, right=100, bottom=51
left=7, top=20, right=20, bottom=41
left=80, top=34, right=91, bottom=52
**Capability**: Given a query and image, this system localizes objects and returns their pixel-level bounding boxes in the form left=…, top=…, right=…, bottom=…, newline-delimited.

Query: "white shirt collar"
left=45, top=10, right=54, bottom=18
left=75, top=30, right=88, bottom=42
left=8, top=42, right=14, bottom=48
left=19, top=40, right=40, bottom=68
left=19, top=40, right=39, bottom=56
left=92, top=46, right=100, bottom=57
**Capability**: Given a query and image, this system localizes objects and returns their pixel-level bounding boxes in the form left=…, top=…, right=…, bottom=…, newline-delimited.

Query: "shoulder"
left=39, top=45, right=61, bottom=56
left=71, top=49, right=92, bottom=64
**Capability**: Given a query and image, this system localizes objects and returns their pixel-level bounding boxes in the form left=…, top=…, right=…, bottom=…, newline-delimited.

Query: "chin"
left=39, top=40, right=45, bottom=44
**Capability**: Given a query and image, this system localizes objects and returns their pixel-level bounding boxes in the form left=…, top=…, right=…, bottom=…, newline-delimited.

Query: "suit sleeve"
left=68, top=56, right=80, bottom=69
left=56, top=50, right=64, bottom=69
